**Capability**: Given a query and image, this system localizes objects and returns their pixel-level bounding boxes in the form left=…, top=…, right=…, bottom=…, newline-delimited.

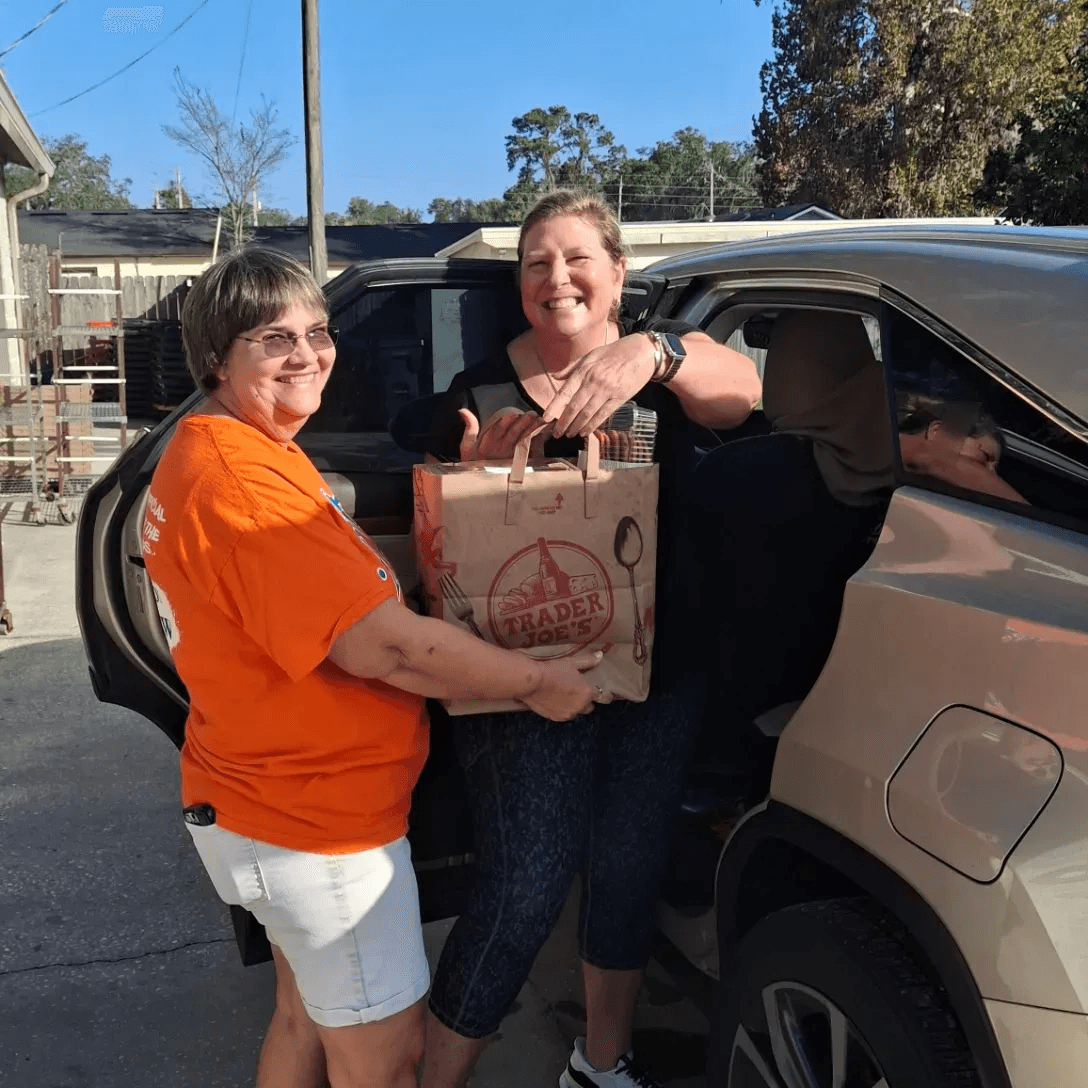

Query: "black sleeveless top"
left=392, top=316, right=709, bottom=691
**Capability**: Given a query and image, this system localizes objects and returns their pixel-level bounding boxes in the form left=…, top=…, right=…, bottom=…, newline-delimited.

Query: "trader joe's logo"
left=488, top=538, right=613, bottom=657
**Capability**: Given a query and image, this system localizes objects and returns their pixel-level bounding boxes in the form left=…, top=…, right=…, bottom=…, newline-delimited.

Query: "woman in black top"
left=417, top=190, right=760, bottom=1088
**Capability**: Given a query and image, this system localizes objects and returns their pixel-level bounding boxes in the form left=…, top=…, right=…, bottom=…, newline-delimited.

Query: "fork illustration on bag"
left=439, top=572, right=486, bottom=640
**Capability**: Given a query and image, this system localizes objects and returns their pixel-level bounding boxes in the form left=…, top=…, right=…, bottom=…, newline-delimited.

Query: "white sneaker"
left=559, top=1036, right=662, bottom=1088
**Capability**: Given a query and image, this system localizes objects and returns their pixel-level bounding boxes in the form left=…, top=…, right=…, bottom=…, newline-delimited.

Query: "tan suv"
left=78, top=226, right=1088, bottom=1087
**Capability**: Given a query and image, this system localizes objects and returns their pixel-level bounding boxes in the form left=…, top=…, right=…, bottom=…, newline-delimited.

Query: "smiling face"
left=518, top=214, right=626, bottom=347
left=212, top=301, right=335, bottom=442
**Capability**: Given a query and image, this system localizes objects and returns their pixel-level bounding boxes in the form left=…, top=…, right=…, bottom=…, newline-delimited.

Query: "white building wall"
left=437, top=217, right=1003, bottom=270
left=0, top=173, right=25, bottom=384
left=1, top=73, right=53, bottom=385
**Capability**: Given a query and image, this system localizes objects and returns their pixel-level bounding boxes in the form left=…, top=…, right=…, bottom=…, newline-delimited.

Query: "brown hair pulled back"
left=517, top=190, right=627, bottom=322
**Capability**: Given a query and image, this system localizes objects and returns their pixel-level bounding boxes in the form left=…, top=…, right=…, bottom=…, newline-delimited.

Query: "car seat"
left=687, top=310, right=894, bottom=803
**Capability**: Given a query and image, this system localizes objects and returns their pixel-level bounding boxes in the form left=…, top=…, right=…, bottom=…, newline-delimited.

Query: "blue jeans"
left=427, top=684, right=702, bottom=1039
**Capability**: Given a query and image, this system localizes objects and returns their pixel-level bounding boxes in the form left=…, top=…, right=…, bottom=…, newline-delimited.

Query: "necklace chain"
left=532, top=323, right=612, bottom=395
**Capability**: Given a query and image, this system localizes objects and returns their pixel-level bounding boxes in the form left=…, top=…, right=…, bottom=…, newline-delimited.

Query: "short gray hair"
left=181, top=247, right=327, bottom=394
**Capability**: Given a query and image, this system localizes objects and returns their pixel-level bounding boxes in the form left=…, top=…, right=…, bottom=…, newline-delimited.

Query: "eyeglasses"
left=235, top=325, right=339, bottom=357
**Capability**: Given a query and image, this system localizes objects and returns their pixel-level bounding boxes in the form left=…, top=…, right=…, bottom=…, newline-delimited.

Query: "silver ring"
left=595, top=685, right=604, bottom=697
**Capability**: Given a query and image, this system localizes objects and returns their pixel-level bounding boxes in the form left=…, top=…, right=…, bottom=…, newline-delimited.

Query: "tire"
left=712, top=898, right=981, bottom=1088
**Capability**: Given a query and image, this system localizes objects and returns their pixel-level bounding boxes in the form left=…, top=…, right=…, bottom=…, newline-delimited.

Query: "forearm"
left=937, top=462, right=1029, bottom=504
left=902, top=443, right=1030, bottom=504
left=383, top=614, right=546, bottom=699
left=666, top=333, right=762, bottom=429
left=329, top=603, right=544, bottom=700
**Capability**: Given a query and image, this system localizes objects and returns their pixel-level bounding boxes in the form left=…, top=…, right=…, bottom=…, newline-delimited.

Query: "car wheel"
left=714, top=898, right=981, bottom=1088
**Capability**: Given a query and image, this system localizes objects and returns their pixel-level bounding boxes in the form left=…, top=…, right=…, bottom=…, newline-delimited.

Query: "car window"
left=884, top=306, right=1088, bottom=524
left=287, top=279, right=524, bottom=527
left=298, top=281, right=525, bottom=459
left=705, top=295, right=883, bottom=385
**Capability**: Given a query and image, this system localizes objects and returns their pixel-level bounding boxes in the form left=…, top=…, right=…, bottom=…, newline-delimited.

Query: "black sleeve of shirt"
left=446, top=352, right=515, bottom=397
left=391, top=351, right=517, bottom=460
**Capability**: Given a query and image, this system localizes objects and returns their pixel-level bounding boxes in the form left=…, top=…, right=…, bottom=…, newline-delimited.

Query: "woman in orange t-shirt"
left=145, top=248, right=604, bottom=1088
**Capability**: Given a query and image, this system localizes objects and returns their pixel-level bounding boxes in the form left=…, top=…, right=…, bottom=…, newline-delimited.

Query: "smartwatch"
left=647, top=331, right=686, bottom=384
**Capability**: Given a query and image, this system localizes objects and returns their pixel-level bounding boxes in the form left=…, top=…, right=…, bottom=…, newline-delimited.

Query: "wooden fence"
left=18, top=245, right=191, bottom=326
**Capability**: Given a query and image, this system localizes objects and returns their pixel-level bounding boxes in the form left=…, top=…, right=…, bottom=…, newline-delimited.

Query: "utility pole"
left=617, top=177, right=623, bottom=224
left=708, top=162, right=715, bottom=222
left=252, top=185, right=259, bottom=228
left=301, top=0, right=327, bottom=284
left=176, top=167, right=184, bottom=209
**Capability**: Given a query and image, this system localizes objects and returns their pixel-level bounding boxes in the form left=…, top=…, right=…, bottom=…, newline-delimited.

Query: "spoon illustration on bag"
left=614, top=516, right=648, bottom=666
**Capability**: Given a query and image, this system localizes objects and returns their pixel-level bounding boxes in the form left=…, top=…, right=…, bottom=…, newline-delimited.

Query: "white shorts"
left=187, top=823, right=430, bottom=1028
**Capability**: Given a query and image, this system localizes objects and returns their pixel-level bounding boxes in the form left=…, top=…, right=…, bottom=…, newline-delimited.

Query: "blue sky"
left=1, top=0, right=775, bottom=218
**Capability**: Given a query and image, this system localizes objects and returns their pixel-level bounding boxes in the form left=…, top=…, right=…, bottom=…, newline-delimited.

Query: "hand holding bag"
left=412, top=426, right=659, bottom=714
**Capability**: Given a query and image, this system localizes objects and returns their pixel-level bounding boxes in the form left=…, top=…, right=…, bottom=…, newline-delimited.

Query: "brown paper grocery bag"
left=413, top=430, right=658, bottom=714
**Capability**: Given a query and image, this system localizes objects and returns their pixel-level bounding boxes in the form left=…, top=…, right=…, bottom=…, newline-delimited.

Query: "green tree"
left=163, top=69, right=294, bottom=249
left=155, top=178, right=194, bottom=209
left=502, top=106, right=626, bottom=217
left=326, top=197, right=423, bottom=225
left=257, top=207, right=306, bottom=226
left=975, top=49, right=1088, bottom=224
left=752, top=0, right=1086, bottom=217
left=428, top=196, right=510, bottom=222
left=606, top=129, right=759, bottom=221
left=3, top=135, right=133, bottom=210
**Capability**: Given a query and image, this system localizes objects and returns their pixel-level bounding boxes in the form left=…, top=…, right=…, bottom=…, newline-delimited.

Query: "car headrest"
left=761, top=311, right=878, bottom=426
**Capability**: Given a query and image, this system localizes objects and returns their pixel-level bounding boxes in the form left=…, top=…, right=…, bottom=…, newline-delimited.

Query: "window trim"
left=880, top=291, right=1088, bottom=536
left=674, top=273, right=881, bottom=328
left=1002, top=431, right=1088, bottom=486
left=687, top=282, right=1088, bottom=536
left=880, top=290, right=1088, bottom=446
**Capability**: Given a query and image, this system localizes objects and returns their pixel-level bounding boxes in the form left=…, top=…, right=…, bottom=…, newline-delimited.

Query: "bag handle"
left=509, top=422, right=551, bottom=486
left=506, top=428, right=601, bottom=525
left=577, top=432, right=600, bottom=519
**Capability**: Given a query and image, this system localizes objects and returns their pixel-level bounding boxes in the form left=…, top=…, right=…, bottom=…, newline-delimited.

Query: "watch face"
left=662, top=332, right=686, bottom=360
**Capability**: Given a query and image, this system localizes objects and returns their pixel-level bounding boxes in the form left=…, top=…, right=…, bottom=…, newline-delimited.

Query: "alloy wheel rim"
left=728, top=981, right=889, bottom=1088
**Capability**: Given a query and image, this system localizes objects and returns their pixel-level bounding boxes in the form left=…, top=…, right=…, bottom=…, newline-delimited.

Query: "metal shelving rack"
left=49, top=258, right=127, bottom=522
left=0, top=290, right=48, bottom=524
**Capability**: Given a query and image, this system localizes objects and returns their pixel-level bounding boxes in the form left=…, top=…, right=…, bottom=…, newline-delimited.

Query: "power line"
left=32, top=0, right=213, bottom=117
left=0, top=0, right=71, bottom=60
left=231, top=0, right=255, bottom=123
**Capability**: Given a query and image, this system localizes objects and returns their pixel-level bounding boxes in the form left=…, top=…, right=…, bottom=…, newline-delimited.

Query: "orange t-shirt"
left=143, top=414, right=428, bottom=853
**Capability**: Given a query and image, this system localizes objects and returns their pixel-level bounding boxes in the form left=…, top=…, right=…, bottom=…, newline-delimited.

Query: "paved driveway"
left=0, top=514, right=709, bottom=1087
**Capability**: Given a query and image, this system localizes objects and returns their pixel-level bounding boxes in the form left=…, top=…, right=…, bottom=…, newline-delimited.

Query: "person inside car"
left=412, top=190, right=762, bottom=1088
left=897, top=391, right=1028, bottom=503
left=688, top=309, right=896, bottom=799
left=142, top=247, right=605, bottom=1088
